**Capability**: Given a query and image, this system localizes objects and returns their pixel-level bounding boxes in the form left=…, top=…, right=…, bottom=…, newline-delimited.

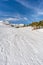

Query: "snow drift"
left=0, top=22, right=43, bottom=65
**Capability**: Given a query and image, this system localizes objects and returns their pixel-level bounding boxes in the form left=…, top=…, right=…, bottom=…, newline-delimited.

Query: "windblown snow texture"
left=0, top=22, right=43, bottom=65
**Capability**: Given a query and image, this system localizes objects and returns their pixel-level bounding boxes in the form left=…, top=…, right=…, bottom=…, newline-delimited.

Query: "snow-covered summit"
left=0, top=21, right=4, bottom=25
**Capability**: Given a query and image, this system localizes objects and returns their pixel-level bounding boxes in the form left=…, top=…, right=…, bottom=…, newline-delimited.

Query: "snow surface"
left=37, top=29, right=43, bottom=32
left=0, top=22, right=43, bottom=65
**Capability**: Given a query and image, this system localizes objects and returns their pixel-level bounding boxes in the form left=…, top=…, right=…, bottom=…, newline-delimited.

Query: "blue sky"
left=0, top=0, right=43, bottom=24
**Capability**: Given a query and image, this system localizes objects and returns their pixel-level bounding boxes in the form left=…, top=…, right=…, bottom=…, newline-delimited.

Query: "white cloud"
left=6, top=18, right=20, bottom=21
left=16, top=0, right=33, bottom=9
left=38, top=11, right=43, bottom=15
left=16, top=0, right=40, bottom=11
left=5, top=17, right=28, bottom=21
left=31, top=11, right=43, bottom=19
left=23, top=17, right=28, bottom=20
left=16, top=0, right=43, bottom=16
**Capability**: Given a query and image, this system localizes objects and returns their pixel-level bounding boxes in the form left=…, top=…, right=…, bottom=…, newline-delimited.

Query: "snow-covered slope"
left=37, top=29, right=43, bottom=32
left=0, top=23, right=43, bottom=65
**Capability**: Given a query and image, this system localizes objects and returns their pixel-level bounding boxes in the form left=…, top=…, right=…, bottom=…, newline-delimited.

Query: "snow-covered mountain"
left=0, top=20, right=24, bottom=27
left=0, top=22, right=43, bottom=65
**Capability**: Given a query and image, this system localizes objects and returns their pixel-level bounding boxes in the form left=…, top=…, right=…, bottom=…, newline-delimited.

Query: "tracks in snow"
left=0, top=27, right=43, bottom=65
